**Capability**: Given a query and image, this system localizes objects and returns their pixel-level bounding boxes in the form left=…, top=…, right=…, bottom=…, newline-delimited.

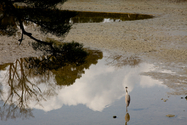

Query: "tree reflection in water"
left=0, top=0, right=104, bottom=121
left=0, top=46, right=103, bottom=120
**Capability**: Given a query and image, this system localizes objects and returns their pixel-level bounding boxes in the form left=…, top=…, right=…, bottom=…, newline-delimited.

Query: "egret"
left=125, top=87, right=130, bottom=111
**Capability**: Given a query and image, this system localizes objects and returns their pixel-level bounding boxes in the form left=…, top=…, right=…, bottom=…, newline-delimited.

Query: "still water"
left=0, top=50, right=186, bottom=125
left=69, top=11, right=154, bottom=23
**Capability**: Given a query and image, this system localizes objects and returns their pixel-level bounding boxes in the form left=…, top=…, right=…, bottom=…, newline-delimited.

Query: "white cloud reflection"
left=0, top=57, right=165, bottom=112
left=103, top=18, right=121, bottom=23
left=28, top=59, right=164, bottom=112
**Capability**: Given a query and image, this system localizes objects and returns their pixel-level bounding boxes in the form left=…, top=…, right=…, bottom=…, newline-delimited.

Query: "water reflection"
left=0, top=53, right=165, bottom=113
left=69, top=11, right=154, bottom=23
left=125, top=112, right=130, bottom=125
left=0, top=49, right=103, bottom=120
left=0, top=103, right=34, bottom=121
left=0, top=52, right=187, bottom=124
left=29, top=54, right=164, bottom=112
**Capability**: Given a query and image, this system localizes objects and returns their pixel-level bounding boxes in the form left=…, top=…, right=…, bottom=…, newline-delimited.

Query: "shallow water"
left=69, top=11, right=153, bottom=23
left=0, top=51, right=186, bottom=125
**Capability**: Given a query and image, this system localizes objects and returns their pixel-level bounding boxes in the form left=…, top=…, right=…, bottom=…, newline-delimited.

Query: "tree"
left=0, top=0, right=89, bottom=67
left=0, top=0, right=76, bottom=47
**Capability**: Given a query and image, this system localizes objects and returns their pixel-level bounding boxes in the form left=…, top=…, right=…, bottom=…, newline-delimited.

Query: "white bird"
left=125, top=87, right=130, bottom=111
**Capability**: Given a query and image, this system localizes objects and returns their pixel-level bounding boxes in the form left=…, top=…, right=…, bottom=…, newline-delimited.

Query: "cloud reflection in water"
left=29, top=56, right=165, bottom=112
left=0, top=52, right=167, bottom=113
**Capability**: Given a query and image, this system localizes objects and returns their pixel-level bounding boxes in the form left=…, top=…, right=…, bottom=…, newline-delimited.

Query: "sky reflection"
left=27, top=53, right=165, bottom=112
left=0, top=54, right=165, bottom=112
left=0, top=52, right=187, bottom=125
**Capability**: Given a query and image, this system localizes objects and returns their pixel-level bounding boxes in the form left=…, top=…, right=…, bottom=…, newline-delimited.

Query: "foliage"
left=0, top=0, right=77, bottom=45
left=31, top=40, right=89, bottom=71
left=0, top=0, right=67, bottom=8
left=19, top=8, right=77, bottom=36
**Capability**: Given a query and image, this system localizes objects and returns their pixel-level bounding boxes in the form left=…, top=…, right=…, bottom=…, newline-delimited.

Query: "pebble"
left=113, top=116, right=117, bottom=118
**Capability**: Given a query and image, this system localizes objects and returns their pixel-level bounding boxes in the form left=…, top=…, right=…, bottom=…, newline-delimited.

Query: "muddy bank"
left=57, top=0, right=187, bottom=64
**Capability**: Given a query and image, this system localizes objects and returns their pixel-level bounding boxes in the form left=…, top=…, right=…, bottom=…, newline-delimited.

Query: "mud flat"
left=58, top=0, right=187, bottom=64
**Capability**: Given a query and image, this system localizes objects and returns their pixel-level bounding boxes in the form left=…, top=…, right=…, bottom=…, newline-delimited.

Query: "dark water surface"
left=0, top=51, right=186, bottom=125
left=69, top=11, right=154, bottom=23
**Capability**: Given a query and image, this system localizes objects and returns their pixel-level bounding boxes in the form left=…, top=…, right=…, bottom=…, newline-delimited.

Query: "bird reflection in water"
left=125, top=113, right=130, bottom=125
left=125, top=87, right=131, bottom=125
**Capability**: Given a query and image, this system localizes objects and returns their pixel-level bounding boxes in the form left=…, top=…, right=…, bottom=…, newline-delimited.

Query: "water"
left=69, top=11, right=154, bottom=23
left=0, top=51, right=186, bottom=125
left=0, top=4, right=186, bottom=125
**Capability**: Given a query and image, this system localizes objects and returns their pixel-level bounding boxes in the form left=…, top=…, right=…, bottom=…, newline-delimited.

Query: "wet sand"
left=59, top=0, right=187, bottom=64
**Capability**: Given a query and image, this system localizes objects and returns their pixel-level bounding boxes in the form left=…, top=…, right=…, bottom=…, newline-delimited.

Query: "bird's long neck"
left=126, top=89, right=128, bottom=94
